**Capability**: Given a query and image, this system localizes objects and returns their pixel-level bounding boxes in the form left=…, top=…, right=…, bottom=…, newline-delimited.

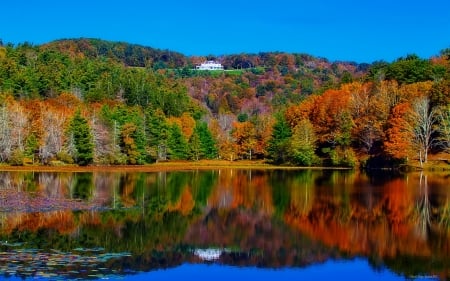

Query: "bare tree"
left=39, top=109, right=66, bottom=163
left=0, top=106, right=12, bottom=162
left=91, top=112, right=113, bottom=162
left=9, top=103, right=28, bottom=151
left=411, top=97, right=439, bottom=166
left=0, top=103, right=29, bottom=162
left=437, top=105, right=450, bottom=152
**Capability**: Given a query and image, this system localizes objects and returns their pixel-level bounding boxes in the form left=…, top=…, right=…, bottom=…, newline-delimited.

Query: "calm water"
left=0, top=169, right=448, bottom=280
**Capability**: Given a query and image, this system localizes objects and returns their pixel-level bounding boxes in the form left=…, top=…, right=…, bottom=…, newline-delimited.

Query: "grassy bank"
left=2, top=157, right=447, bottom=173
left=0, top=160, right=274, bottom=173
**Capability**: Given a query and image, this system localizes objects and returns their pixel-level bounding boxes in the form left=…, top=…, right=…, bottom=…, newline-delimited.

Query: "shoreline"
left=1, top=159, right=448, bottom=173
left=0, top=160, right=353, bottom=172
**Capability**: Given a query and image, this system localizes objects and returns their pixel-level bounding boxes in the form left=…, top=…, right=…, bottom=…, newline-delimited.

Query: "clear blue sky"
left=1, top=0, right=449, bottom=63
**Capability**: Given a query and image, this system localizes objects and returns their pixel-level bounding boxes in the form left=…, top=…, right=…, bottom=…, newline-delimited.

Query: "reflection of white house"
left=196, top=60, right=224, bottom=70
left=194, top=248, right=222, bottom=261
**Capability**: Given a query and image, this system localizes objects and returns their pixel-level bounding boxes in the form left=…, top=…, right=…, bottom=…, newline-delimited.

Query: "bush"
left=9, top=149, right=25, bottom=166
left=57, top=151, right=74, bottom=164
left=49, top=160, right=66, bottom=166
left=330, top=147, right=356, bottom=167
left=291, top=148, right=320, bottom=166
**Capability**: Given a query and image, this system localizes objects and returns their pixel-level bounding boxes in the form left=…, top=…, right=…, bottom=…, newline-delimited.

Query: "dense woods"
left=0, top=38, right=449, bottom=167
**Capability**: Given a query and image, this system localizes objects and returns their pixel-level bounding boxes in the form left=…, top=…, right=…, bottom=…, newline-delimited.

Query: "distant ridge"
left=40, top=38, right=369, bottom=74
left=41, top=38, right=188, bottom=68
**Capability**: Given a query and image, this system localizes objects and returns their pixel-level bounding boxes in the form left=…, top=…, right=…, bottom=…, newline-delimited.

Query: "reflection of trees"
left=271, top=170, right=316, bottom=218
left=185, top=208, right=330, bottom=268
left=414, top=172, right=431, bottom=240
left=439, top=199, right=450, bottom=227
left=209, top=170, right=273, bottom=214
left=0, top=170, right=449, bottom=278
left=190, top=170, right=217, bottom=207
left=71, top=173, right=93, bottom=200
left=283, top=171, right=450, bottom=278
left=0, top=172, right=38, bottom=192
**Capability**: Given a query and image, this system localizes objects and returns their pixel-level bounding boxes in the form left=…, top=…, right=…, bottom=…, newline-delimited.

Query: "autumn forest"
left=0, top=38, right=449, bottom=168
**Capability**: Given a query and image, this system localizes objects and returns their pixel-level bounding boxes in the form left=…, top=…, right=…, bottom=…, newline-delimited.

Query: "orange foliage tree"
left=231, top=121, right=257, bottom=160
left=384, top=102, right=414, bottom=161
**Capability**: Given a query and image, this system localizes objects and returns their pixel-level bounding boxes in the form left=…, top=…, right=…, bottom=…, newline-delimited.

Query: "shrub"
left=330, top=147, right=356, bottom=167
left=57, top=151, right=74, bottom=164
left=9, top=149, right=25, bottom=166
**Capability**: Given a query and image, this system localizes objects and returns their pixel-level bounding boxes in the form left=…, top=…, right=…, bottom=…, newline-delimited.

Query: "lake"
left=0, top=169, right=448, bottom=280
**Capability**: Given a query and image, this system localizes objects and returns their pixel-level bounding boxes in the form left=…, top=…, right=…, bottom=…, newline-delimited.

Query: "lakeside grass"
left=0, top=157, right=448, bottom=173
left=0, top=159, right=355, bottom=173
left=0, top=160, right=272, bottom=173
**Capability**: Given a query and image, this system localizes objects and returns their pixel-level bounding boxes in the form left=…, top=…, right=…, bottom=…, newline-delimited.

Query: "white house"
left=195, top=60, right=224, bottom=70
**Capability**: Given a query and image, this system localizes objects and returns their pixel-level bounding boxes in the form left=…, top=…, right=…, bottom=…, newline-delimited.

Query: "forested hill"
left=41, top=38, right=188, bottom=68
left=41, top=38, right=367, bottom=74
left=0, top=38, right=449, bottom=168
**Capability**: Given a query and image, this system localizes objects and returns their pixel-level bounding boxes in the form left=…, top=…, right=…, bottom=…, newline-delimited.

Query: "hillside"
left=41, top=38, right=188, bottom=68
left=0, top=38, right=449, bottom=167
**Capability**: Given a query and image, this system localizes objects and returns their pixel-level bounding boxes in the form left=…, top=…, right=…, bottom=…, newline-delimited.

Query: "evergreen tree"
left=69, top=110, right=94, bottom=166
left=196, top=122, right=218, bottom=159
left=267, top=113, right=292, bottom=164
left=146, top=109, right=170, bottom=161
left=189, top=122, right=218, bottom=160
left=167, top=123, right=189, bottom=160
left=189, top=129, right=201, bottom=161
left=24, top=134, right=39, bottom=161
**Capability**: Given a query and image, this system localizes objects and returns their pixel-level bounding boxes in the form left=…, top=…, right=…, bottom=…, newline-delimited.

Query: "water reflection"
left=0, top=169, right=449, bottom=280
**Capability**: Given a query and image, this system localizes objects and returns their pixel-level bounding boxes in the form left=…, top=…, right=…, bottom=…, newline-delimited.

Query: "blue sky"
left=1, top=0, right=449, bottom=63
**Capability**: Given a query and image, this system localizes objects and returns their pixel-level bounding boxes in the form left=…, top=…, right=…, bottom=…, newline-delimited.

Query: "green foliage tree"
left=335, top=111, right=353, bottom=147
left=188, top=130, right=201, bottom=161
left=101, top=104, right=146, bottom=164
left=167, top=123, right=189, bottom=160
left=24, top=133, right=39, bottom=162
left=267, top=113, right=292, bottom=164
left=329, top=147, right=357, bottom=167
left=189, top=121, right=218, bottom=160
left=289, top=119, right=319, bottom=166
left=69, top=110, right=94, bottom=166
left=146, top=109, right=170, bottom=161
left=385, top=54, right=436, bottom=84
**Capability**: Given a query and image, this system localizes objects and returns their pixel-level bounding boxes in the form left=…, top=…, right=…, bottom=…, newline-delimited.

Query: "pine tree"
left=189, top=130, right=201, bottom=161
left=196, top=122, right=218, bottom=159
left=69, top=110, right=94, bottom=166
left=267, top=113, right=292, bottom=164
left=188, top=122, right=218, bottom=160
left=167, top=123, right=189, bottom=160
left=146, top=109, right=170, bottom=161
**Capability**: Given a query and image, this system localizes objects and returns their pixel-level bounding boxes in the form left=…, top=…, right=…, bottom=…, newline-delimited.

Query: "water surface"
left=0, top=169, right=448, bottom=280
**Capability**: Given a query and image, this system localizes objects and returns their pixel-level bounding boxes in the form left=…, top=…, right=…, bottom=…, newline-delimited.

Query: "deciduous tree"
left=231, top=121, right=257, bottom=160
left=384, top=103, right=414, bottom=162
left=289, top=119, right=318, bottom=166
left=437, top=105, right=450, bottom=152
left=120, top=122, right=141, bottom=164
left=411, top=97, right=438, bottom=166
